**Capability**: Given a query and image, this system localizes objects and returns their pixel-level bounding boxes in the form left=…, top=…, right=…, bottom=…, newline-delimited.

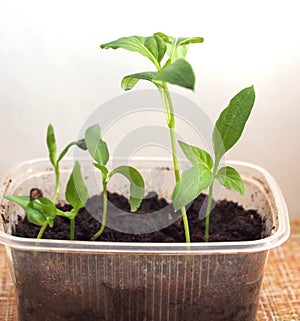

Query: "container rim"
left=0, top=158, right=290, bottom=254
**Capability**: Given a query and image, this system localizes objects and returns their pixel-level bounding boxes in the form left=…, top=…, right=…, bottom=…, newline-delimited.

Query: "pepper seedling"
left=46, top=124, right=87, bottom=203
left=5, top=161, right=88, bottom=240
left=100, top=32, right=204, bottom=242
left=172, top=86, right=256, bottom=241
left=5, top=124, right=89, bottom=239
left=84, top=124, right=145, bottom=240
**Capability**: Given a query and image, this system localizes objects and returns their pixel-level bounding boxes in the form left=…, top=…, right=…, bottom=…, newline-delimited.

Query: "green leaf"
left=29, top=197, right=59, bottom=227
left=154, top=33, right=204, bottom=61
left=154, top=33, right=180, bottom=63
left=173, top=37, right=204, bottom=60
left=144, top=36, right=167, bottom=63
left=101, top=35, right=166, bottom=67
left=179, top=140, right=213, bottom=169
left=65, top=161, right=88, bottom=212
left=172, top=165, right=214, bottom=211
left=154, top=59, right=195, bottom=90
left=46, top=124, right=57, bottom=166
left=216, top=166, right=245, bottom=195
left=212, top=86, right=255, bottom=163
left=177, top=37, right=204, bottom=46
left=4, top=195, right=30, bottom=210
left=85, top=124, right=109, bottom=166
left=109, top=166, right=145, bottom=212
left=154, top=32, right=171, bottom=43
left=29, top=197, right=58, bottom=219
left=121, top=71, right=157, bottom=91
left=5, top=195, right=45, bottom=226
left=93, top=163, right=109, bottom=178
left=121, top=59, right=195, bottom=90
left=28, top=206, right=52, bottom=227
left=170, top=45, right=188, bottom=62
left=5, top=195, right=57, bottom=227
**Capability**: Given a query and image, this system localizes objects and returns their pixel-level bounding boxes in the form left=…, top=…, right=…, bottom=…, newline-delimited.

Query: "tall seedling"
left=101, top=33, right=204, bottom=242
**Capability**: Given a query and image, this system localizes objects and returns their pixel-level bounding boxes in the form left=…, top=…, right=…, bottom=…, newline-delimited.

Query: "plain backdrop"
left=0, top=0, right=299, bottom=217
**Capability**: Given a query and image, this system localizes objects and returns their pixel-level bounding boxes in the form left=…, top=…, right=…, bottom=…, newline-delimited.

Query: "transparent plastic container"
left=0, top=158, right=290, bottom=321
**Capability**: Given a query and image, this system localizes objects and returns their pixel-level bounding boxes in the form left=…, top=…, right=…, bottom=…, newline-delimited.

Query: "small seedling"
left=5, top=161, right=88, bottom=240
left=101, top=32, right=204, bottom=242
left=64, top=161, right=89, bottom=240
left=172, top=86, right=255, bottom=241
left=5, top=124, right=88, bottom=240
left=46, top=124, right=87, bottom=203
left=84, top=124, right=145, bottom=240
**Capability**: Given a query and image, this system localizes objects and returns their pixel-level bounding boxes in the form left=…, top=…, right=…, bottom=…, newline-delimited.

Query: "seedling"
left=5, top=124, right=88, bottom=240
left=5, top=161, right=88, bottom=240
left=84, top=124, right=145, bottom=240
left=101, top=32, right=204, bottom=242
left=172, top=86, right=255, bottom=241
left=64, top=161, right=89, bottom=240
left=47, top=124, right=87, bottom=203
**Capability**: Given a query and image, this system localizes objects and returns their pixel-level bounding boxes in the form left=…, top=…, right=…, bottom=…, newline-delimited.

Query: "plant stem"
left=53, top=164, right=60, bottom=203
left=52, top=141, right=79, bottom=204
left=91, top=182, right=108, bottom=241
left=204, top=160, right=220, bottom=242
left=159, top=84, right=191, bottom=243
left=169, top=125, right=180, bottom=182
left=37, top=223, right=48, bottom=239
left=204, top=184, right=214, bottom=242
left=70, top=218, right=75, bottom=241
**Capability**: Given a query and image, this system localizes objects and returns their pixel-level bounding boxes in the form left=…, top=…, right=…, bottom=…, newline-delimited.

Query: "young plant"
left=64, top=161, right=89, bottom=240
left=5, top=161, right=88, bottom=240
left=172, top=86, right=256, bottom=241
left=84, top=124, right=145, bottom=240
left=47, top=124, right=87, bottom=203
left=101, top=32, right=204, bottom=242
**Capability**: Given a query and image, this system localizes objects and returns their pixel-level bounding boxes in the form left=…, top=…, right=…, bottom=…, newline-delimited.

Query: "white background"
left=0, top=0, right=299, bottom=217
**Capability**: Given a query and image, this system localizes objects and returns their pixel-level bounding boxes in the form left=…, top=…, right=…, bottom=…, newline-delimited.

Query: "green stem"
left=37, top=223, right=48, bottom=239
left=169, top=126, right=180, bottom=182
left=52, top=141, right=79, bottom=204
left=204, top=159, right=220, bottom=242
left=91, top=182, right=108, bottom=241
left=204, top=184, right=214, bottom=242
left=181, top=207, right=191, bottom=243
left=70, top=218, right=75, bottom=241
left=52, top=164, right=60, bottom=203
left=159, top=84, right=190, bottom=243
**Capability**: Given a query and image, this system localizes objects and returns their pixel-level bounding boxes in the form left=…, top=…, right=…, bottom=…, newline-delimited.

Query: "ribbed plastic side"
left=13, top=249, right=268, bottom=321
left=0, top=158, right=289, bottom=321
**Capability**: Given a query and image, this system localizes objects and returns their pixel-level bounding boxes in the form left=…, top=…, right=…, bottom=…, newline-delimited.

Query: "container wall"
left=0, top=158, right=289, bottom=321
left=11, top=248, right=268, bottom=321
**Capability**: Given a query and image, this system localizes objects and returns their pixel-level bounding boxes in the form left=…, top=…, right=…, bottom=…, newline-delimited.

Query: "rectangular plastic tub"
left=0, top=158, right=290, bottom=321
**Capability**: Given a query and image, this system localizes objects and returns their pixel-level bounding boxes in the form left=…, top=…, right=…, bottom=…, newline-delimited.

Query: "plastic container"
left=0, top=158, right=290, bottom=321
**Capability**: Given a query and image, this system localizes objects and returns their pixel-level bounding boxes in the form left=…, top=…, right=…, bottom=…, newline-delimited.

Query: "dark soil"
left=13, top=191, right=263, bottom=242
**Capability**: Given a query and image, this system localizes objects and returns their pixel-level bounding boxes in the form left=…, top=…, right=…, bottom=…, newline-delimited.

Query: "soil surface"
left=13, top=191, right=263, bottom=242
